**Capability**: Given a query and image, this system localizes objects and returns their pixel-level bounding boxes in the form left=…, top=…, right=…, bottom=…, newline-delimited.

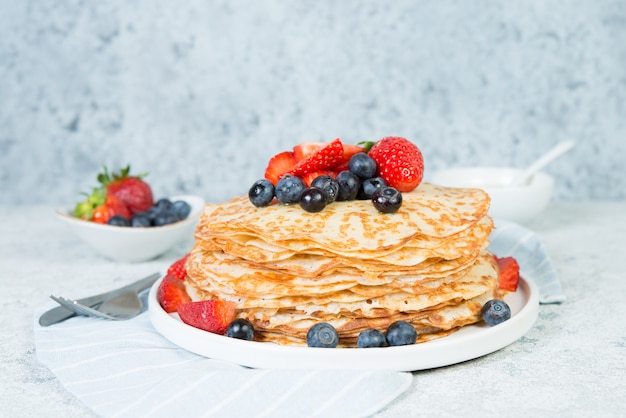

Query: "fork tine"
left=50, top=295, right=119, bottom=320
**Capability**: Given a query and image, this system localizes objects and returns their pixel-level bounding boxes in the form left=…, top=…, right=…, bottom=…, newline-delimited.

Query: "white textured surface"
left=1, top=202, right=625, bottom=416
left=1, top=1, right=625, bottom=205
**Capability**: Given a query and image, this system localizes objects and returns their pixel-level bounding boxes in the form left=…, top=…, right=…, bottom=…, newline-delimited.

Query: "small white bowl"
left=56, top=195, right=205, bottom=262
left=430, top=167, right=554, bottom=223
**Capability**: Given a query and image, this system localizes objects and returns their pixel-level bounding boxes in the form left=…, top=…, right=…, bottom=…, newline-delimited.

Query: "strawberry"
left=167, top=254, right=189, bottom=280
left=367, top=137, right=424, bottom=192
left=92, top=194, right=131, bottom=224
left=495, top=256, right=520, bottom=292
left=264, top=151, right=296, bottom=185
left=293, top=142, right=324, bottom=162
left=98, top=165, right=154, bottom=215
left=177, top=300, right=237, bottom=335
left=157, top=274, right=192, bottom=313
left=302, top=170, right=336, bottom=187
left=340, top=143, right=366, bottom=164
left=286, top=138, right=345, bottom=178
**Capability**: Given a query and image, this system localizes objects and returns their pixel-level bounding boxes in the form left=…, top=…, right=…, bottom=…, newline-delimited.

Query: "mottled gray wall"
left=1, top=0, right=624, bottom=205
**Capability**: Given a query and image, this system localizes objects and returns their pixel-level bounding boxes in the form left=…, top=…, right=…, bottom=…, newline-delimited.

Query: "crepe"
left=184, top=182, right=501, bottom=346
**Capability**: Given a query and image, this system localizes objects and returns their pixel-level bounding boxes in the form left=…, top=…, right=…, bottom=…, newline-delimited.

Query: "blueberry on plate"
left=357, top=328, right=388, bottom=348
left=335, top=170, right=361, bottom=201
left=226, top=318, right=255, bottom=341
left=348, top=152, right=377, bottom=179
left=275, top=175, right=306, bottom=204
left=385, top=321, right=417, bottom=346
left=481, top=299, right=511, bottom=326
left=310, top=175, right=339, bottom=203
left=306, top=322, right=339, bottom=348
left=357, top=177, right=387, bottom=200
left=299, top=187, right=328, bottom=213
left=248, top=179, right=275, bottom=207
left=372, top=187, right=402, bottom=213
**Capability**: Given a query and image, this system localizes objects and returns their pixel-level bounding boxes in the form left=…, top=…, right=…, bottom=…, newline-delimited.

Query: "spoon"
left=512, top=140, right=575, bottom=186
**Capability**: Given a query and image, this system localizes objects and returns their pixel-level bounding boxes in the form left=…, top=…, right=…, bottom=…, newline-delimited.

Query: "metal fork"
left=50, top=293, right=142, bottom=320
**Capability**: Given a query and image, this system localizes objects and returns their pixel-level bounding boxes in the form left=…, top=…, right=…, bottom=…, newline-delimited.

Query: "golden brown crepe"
left=184, top=182, right=500, bottom=346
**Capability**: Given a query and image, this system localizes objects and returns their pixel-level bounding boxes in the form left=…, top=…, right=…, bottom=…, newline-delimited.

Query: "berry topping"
left=286, top=139, right=345, bottom=178
left=293, top=142, right=325, bottom=162
left=275, top=175, right=306, bottom=204
left=264, top=151, right=296, bottom=185
left=310, top=175, right=339, bottom=203
left=357, top=176, right=387, bottom=200
left=385, top=321, right=417, bottom=346
left=157, top=274, right=192, bottom=313
left=368, top=137, right=424, bottom=192
left=348, top=152, right=377, bottom=179
left=495, top=256, right=521, bottom=292
left=178, top=300, right=237, bottom=335
left=249, top=179, right=275, bottom=207
left=481, top=299, right=511, bottom=326
left=372, top=186, right=403, bottom=214
left=299, top=187, right=328, bottom=213
left=335, top=170, right=361, bottom=201
left=226, top=318, right=255, bottom=341
left=302, top=170, right=336, bottom=187
left=306, top=322, right=339, bottom=348
left=357, top=328, right=388, bottom=348
left=167, top=254, right=189, bottom=280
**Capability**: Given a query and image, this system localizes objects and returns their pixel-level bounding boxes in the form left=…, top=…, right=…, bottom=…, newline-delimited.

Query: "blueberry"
left=299, top=187, right=328, bottom=213
left=348, top=152, right=377, bottom=179
left=310, top=175, right=339, bottom=203
left=335, top=170, right=361, bottom=201
left=481, top=299, right=511, bottom=326
left=153, top=212, right=178, bottom=226
left=107, top=215, right=130, bottom=227
left=372, top=187, right=403, bottom=213
left=248, top=179, right=275, bottom=207
left=275, top=175, right=306, bottom=204
left=385, top=321, right=417, bottom=346
left=357, top=328, right=388, bottom=348
left=357, top=177, right=387, bottom=200
left=171, top=200, right=191, bottom=220
left=155, top=198, right=172, bottom=211
left=226, top=318, right=255, bottom=341
left=131, top=212, right=152, bottom=227
left=306, top=322, right=339, bottom=348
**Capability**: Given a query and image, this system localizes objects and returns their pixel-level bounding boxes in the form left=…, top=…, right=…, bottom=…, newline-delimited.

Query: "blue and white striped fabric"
left=34, top=296, right=412, bottom=418
left=488, top=219, right=565, bottom=304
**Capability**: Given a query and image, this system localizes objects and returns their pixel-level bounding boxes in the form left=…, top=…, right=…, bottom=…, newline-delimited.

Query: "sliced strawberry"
left=167, top=254, right=189, bottom=280
left=368, top=136, right=424, bottom=192
left=302, top=170, right=336, bottom=187
left=340, top=143, right=366, bottom=163
left=178, top=300, right=237, bottom=335
left=495, top=256, right=520, bottom=292
left=286, top=138, right=345, bottom=178
left=264, top=151, right=296, bottom=185
left=293, top=142, right=324, bottom=162
left=157, top=275, right=192, bottom=313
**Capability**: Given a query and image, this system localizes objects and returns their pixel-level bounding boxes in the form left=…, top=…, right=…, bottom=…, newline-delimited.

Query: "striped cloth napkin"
left=33, top=220, right=563, bottom=417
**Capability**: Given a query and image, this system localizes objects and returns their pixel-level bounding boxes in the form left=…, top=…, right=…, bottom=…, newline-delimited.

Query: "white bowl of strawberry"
left=57, top=165, right=205, bottom=262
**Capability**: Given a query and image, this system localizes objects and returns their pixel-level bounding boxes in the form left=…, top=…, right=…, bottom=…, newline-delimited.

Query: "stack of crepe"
left=184, top=182, right=501, bottom=346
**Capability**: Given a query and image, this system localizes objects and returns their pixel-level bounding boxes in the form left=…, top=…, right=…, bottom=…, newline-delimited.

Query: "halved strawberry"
left=157, top=275, right=192, bottom=313
left=340, top=143, right=366, bottom=164
left=167, top=254, right=189, bottom=280
left=495, top=256, right=520, bottom=292
left=302, top=170, right=336, bottom=187
left=293, top=142, right=324, bottom=162
left=286, top=138, right=345, bottom=178
left=177, top=300, right=237, bottom=335
left=264, top=151, right=296, bottom=185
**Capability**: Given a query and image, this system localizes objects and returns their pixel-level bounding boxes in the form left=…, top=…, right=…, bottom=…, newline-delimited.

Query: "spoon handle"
left=514, top=141, right=575, bottom=185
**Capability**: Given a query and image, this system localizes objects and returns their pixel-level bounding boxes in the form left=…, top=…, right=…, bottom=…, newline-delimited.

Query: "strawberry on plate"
left=167, top=254, right=189, bottom=280
left=98, top=165, right=154, bottom=215
left=178, top=300, right=237, bottom=335
left=367, top=136, right=424, bottom=192
left=286, top=138, right=345, bottom=178
left=495, top=255, right=521, bottom=292
left=293, top=142, right=325, bottom=162
left=302, top=170, right=336, bottom=187
left=157, top=274, right=192, bottom=313
left=264, top=151, right=296, bottom=185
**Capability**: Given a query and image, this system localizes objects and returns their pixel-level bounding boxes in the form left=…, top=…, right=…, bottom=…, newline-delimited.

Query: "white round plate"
left=149, top=277, right=539, bottom=371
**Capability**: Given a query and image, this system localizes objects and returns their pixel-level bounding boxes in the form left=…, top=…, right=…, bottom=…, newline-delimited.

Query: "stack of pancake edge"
left=184, top=182, right=503, bottom=346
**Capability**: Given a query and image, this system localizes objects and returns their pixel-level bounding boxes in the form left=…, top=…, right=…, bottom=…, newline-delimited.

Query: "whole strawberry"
left=98, top=165, right=154, bottom=215
left=367, top=137, right=424, bottom=192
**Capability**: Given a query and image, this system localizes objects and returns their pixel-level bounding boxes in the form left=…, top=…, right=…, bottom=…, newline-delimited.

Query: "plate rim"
left=148, top=276, right=539, bottom=371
